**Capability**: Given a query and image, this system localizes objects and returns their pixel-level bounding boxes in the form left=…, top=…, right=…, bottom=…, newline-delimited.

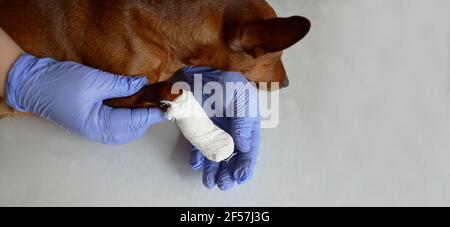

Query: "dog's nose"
left=283, top=78, right=290, bottom=88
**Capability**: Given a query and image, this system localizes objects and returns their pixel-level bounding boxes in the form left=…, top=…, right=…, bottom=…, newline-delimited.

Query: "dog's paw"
left=163, top=91, right=235, bottom=162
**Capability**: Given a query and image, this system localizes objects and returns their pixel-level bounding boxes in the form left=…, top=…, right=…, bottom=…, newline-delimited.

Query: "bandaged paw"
left=162, top=91, right=235, bottom=162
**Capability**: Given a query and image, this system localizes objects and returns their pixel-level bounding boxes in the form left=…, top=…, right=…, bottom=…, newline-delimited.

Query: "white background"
left=0, top=0, right=449, bottom=206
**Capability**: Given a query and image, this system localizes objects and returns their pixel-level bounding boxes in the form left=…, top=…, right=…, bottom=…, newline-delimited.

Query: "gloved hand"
left=6, top=54, right=166, bottom=145
left=182, top=66, right=261, bottom=191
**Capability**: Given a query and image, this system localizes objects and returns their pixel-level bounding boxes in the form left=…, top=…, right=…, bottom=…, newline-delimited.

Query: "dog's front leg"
left=104, top=82, right=181, bottom=111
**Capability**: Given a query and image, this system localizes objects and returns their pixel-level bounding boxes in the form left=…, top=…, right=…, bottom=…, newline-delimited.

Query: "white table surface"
left=1, top=0, right=449, bottom=206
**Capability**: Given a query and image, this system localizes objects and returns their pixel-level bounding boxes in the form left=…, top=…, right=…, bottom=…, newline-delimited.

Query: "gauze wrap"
left=162, top=91, right=234, bottom=162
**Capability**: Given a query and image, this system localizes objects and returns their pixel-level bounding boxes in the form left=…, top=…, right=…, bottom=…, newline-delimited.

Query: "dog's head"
left=221, top=1, right=311, bottom=90
left=224, top=16, right=310, bottom=90
left=182, top=0, right=310, bottom=90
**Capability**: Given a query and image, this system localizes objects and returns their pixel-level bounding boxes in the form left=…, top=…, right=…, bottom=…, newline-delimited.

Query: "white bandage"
left=162, top=91, right=235, bottom=162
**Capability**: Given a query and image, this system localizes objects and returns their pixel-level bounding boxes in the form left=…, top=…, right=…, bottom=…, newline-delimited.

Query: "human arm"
left=0, top=27, right=23, bottom=99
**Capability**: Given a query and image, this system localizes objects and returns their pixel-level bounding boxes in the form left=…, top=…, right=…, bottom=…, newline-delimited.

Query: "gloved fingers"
left=96, top=73, right=149, bottom=99
left=231, top=117, right=256, bottom=153
left=234, top=121, right=261, bottom=184
left=202, top=160, right=221, bottom=189
left=216, top=153, right=238, bottom=191
left=190, top=146, right=205, bottom=170
left=230, top=82, right=259, bottom=153
left=99, top=106, right=166, bottom=145
left=250, top=119, right=261, bottom=151
left=233, top=151, right=258, bottom=185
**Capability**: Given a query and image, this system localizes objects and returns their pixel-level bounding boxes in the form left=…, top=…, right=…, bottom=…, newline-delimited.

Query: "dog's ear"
left=226, top=16, right=311, bottom=58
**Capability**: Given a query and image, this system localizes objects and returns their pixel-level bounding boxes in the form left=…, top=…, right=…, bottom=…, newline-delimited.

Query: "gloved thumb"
left=127, top=108, right=167, bottom=131
left=99, top=73, right=149, bottom=99
left=99, top=106, right=166, bottom=145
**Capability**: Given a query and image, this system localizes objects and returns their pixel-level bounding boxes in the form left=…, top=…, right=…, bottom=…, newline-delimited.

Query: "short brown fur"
left=0, top=0, right=310, bottom=110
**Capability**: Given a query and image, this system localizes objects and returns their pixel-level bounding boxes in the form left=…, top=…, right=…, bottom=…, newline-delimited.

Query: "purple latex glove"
left=6, top=54, right=166, bottom=145
left=182, top=66, right=261, bottom=191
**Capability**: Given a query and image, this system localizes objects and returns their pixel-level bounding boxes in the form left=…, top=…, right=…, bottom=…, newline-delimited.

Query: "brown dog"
left=0, top=0, right=310, bottom=111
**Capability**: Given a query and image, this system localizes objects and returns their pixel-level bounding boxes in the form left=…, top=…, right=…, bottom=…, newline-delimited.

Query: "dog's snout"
left=283, top=77, right=290, bottom=88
